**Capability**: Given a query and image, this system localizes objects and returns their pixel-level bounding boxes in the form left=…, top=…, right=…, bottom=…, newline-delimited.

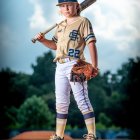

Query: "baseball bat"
left=31, top=0, right=96, bottom=43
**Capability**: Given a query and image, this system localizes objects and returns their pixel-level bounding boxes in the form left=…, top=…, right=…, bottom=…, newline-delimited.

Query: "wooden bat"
left=31, top=0, right=96, bottom=43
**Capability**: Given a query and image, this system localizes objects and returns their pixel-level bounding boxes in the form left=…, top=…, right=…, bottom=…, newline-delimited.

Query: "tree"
left=27, top=51, right=56, bottom=97
left=0, top=68, right=29, bottom=139
left=16, top=95, right=55, bottom=130
left=105, top=91, right=126, bottom=127
left=117, top=57, right=140, bottom=138
left=98, top=113, right=111, bottom=127
left=88, top=74, right=109, bottom=119
left=30, top=51, right=55, bottom=91
left=0, top=68, right=28, bottom=108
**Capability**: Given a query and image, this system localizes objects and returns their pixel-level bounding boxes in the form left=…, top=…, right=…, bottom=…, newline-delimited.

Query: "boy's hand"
left=35, top=32, right=45, bottom=42
left=31, top=32, right=45, bottom=43
left=91, top=67, right=99, bottom=78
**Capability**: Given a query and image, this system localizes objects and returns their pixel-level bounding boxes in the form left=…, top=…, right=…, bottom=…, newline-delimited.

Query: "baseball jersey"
left=52, top=16, right=96, bottom=62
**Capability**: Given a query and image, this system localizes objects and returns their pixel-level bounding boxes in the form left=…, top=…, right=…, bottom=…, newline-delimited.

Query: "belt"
left=58, top=57, right=76, bottom=64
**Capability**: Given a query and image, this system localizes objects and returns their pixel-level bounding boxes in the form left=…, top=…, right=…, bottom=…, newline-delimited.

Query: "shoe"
left=49, top=134, right=64, bottom=140
left=83, top=133, right=98, bottom=140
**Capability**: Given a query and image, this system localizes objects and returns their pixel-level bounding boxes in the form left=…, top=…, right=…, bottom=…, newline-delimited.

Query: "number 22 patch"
left=68, top=49, right=80, bottom=58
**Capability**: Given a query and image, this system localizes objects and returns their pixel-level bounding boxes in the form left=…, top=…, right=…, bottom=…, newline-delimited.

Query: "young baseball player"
left=35, top=0, right=98, bottom=139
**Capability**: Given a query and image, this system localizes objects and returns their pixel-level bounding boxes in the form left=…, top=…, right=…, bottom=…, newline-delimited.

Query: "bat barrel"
left=80, top=0, right=96, bottom=11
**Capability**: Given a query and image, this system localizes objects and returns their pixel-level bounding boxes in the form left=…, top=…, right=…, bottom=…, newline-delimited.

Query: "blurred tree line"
left=0, top=51, right=139, bottom=139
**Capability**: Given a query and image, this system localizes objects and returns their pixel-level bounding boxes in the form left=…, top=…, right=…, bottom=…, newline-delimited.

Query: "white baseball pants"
left=55, top=60, right=93, bottom=114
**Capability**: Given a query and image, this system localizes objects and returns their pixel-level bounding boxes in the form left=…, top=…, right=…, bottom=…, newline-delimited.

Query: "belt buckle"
left=65, top=57, right=70, bottom=62
left=58, top=57, right=73, bottom=64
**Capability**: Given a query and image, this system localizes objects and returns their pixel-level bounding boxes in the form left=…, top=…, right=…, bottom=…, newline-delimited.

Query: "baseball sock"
left=56, top=113, right=67, bottom=138
left=83, top=111, right=96, bottom=135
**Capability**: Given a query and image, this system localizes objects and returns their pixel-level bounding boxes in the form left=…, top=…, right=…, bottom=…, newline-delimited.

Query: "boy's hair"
left=77, top=3, right=81, bottom=15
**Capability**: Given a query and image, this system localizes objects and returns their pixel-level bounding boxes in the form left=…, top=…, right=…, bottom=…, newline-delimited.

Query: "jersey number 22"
left=68, top=49, right=80, bottom=58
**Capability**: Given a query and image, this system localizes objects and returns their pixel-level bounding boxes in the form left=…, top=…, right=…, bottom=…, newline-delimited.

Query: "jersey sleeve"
left=83, top=18, right=96, bottom=45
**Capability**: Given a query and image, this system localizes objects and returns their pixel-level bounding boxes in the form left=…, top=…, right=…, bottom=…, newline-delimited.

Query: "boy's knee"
left=56, top=103, right=69, bottom=114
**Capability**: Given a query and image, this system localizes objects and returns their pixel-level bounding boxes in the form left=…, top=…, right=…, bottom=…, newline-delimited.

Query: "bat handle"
left=31, top=38, right=37, bottom=43
left=31, top=23, right=58, bottom=43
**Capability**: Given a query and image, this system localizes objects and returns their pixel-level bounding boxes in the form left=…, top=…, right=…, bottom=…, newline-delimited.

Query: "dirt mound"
left=11, top=131, right=73, bottom=140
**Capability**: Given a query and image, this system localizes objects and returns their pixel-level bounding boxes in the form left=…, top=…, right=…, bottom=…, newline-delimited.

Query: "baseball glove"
left=70, top=59, right=99, bottom=83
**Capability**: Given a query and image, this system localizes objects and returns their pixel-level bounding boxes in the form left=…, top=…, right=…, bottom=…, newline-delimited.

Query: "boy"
left=35, top=0, right=98, bottom=139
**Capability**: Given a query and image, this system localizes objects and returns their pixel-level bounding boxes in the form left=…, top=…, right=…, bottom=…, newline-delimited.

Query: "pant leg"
left=64, top=60, right=96, bottom=135
left=55, top=63, right=71, bottom=114
left=69, top=75, right=96, bottom=135
left=70, top=81, right=93, bottom=113
left=55, top=63, right=72, bottom=138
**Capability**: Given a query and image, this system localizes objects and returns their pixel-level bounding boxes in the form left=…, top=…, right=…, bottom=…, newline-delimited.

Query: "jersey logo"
left=69, top=30, right=78, bottom=41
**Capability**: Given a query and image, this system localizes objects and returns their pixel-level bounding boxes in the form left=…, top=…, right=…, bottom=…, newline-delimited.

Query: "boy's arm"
left=88, top=41, right=98, bottom=68
left=35, top=33, right=57, bottom=50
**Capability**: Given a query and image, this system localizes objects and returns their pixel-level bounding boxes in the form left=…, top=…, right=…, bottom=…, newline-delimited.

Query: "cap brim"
left=56, top=2, right=78, bottom=6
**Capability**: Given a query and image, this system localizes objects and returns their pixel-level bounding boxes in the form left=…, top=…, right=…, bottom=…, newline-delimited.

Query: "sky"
left=0, top=0, right=140, bottom=74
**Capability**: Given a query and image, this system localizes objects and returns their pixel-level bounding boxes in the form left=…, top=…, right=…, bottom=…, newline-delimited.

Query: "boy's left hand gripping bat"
left=31, top=0, right=96, bottom=43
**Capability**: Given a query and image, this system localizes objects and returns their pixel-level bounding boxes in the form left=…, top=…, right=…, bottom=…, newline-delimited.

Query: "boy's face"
left=59, top=2, right=78, bottom=18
